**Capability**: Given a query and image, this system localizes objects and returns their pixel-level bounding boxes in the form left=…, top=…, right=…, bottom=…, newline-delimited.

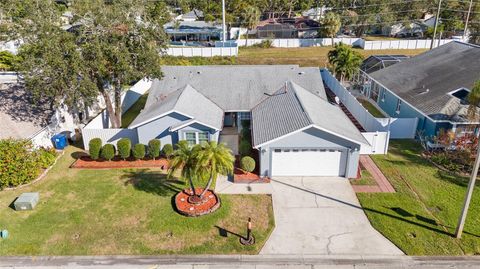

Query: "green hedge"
left=133, top=143, right=146, bottom=160
left=148, top=139, right=161, bottom=160
left=101, top=144, right=115, bottom=161
left=240, top=156, right=255, bottom=173
left=0, top=139, right=56, bottom=190
left=239, top=140, right=252, bottom=157
left=117, top=138, right=131, bottom=160
left=162, top=144, right=174, bottom=158
left=89, top=138, right=102, bottom=160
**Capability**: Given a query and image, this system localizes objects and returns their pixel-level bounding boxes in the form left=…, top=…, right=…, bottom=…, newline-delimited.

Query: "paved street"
left=1, top=255, right=480, bottom=269
left=261, top=177, right=403, bottom=255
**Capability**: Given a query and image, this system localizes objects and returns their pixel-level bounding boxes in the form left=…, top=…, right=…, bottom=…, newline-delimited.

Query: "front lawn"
left=357, top=140, right=480, bottom=255
left=0, top=145, right=274, bottom=255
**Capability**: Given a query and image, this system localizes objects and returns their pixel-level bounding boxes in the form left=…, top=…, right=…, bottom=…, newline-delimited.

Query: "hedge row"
left=88, top=138, right=173, bottom=161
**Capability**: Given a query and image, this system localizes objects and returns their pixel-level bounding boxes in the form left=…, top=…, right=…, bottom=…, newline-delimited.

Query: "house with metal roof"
left=127, top=65, right=368, bottom=178
left=361, top=41, right=480, bottom=137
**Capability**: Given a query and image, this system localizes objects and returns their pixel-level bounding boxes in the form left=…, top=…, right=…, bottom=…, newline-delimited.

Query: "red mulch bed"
left=71, top=156, right=169, bottom=169
left=233, top=168, right=270, bottom=184
left=175, top=188, right=220, bottom=217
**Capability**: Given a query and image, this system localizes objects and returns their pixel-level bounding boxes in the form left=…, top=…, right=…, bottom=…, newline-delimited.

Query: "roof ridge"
left=181, top=84, right=225, bottom=112
left=287, top=81, right=314, bottom=125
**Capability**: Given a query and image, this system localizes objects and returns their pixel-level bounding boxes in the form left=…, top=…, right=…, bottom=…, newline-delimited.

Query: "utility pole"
left=430, top=0, right=443, bottom=49
left=222, top=0, right=227, bottom=42
left=455, top=144, right=480, bottom=238
left=463, top=0, right=474, bottom=42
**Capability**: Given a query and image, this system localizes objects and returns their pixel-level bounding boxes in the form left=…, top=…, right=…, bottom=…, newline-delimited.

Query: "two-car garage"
left=270, top=148, right=348, bottom=177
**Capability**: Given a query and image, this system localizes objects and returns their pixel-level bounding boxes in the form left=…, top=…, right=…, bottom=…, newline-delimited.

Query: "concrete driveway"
left=260, top=177, right=403, bottom=255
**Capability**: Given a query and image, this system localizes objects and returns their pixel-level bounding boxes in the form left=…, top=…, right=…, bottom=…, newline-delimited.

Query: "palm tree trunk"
left=188, top=176, right=197, bottom=196
left=200, top=169, right=214, bottom=198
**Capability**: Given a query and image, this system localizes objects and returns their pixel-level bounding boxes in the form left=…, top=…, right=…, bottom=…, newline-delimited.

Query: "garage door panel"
left=271, top=149, right=346, bottom=177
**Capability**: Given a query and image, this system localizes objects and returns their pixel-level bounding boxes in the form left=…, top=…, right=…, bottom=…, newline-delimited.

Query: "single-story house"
left=164, top=21, right=222, bottom=44
left=362, top=41, right=480, bottom=137
left=127, top=65, right=368, bottom=178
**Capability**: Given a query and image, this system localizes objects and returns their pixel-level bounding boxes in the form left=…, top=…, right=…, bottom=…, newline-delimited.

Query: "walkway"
left=352, top=156, right=396, bottom=193
left=261, top=177, right=403, bottom=255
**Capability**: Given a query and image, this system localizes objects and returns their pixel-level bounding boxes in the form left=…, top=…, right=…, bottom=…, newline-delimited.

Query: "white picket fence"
left=361, top=39, right=453, bottom=50
left=81, top=79, right=152, bottom=150
left=321, top=69, right=418, bottom=139
left=165, top=46, right=238, bottom=57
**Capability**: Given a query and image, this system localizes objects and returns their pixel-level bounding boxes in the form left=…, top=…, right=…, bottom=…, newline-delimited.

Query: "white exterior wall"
left=165, top=47, right=238, bottom=57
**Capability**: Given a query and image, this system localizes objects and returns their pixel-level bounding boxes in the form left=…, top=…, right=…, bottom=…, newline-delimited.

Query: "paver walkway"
left=352, top=156, right=396, bottom=193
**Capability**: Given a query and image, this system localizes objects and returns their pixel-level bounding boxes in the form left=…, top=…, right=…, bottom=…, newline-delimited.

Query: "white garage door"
left=271, top=148, right=347, bottom=177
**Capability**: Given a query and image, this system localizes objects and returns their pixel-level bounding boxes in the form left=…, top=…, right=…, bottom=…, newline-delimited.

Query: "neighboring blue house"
left=127, top=65, right=369, bottom=178
left=362, top=41, right=480, bottom=137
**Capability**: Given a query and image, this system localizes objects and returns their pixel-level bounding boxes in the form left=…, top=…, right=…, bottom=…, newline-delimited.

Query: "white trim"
left=170, top=119, right=221, bottom=132
left=254, top=124, right=367, bottom=149
left=129, top=109, right=221, bottom=130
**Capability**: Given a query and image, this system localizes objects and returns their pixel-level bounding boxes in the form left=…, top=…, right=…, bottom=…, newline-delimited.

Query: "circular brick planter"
left=174, top=188, right=220, bottom=217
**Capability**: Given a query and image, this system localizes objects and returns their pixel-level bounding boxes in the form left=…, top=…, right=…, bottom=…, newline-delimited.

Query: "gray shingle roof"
left=129, top=84, right=223, bottom=130
left=369, top=41, right=480, bottom=118
left=146, top=65, right=326, bottom=111
left=252, top=81, right=368, bottom=147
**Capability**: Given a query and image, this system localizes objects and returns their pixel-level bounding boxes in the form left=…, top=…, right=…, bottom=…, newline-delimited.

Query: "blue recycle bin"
left=51, top=133, right=68, bottom=150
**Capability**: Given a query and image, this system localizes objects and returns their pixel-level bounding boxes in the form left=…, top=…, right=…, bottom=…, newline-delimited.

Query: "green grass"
left=357, top=98, right=385, bottom=118
left=357, top=140, right=480, bottom=255
left=350, top=169, right=376, bottom=186
left=121, top=92, right=149, bottom=128
left=238, top=46, right=427, bottom=67
left=0, top=145, right=274, bottom=255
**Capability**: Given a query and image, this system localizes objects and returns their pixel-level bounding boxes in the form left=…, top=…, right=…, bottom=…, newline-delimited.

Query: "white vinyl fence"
left=236, top=37, right=362, bottom=47
left=360, top=132, right=389, bottom=154
left=165, top=46, right=238, bottom=57
left=361, top=39, right=453, bottom=50
left=321, top=69, right=418, bottom=139
left=81, top=79, right=152, bottom=149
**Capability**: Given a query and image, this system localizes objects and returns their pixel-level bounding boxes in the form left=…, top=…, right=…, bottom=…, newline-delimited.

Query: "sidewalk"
left=215, top=175, right=273, bottom=194
left=352, top=156, right=395, bottom=193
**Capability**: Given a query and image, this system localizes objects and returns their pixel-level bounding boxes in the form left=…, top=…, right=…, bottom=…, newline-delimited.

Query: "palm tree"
left=240, top=5, right=260, bottom=46
left=168, top=141, right=201, bottom=198
left=320, top=12, right=341, bottom=46
left=195, top=141, right=235, bottom=198
left=467, top=80, right=480, bottom=123
left=328, top=43, right=363, bottom=83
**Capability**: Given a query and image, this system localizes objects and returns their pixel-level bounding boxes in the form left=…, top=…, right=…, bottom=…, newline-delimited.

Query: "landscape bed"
left=0, top=145, right=274, bottom=255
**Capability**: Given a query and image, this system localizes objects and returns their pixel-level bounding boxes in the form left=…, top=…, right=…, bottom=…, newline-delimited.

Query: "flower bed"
left=71, top=156, right=169, bottom=169
left=233, top=168, right=269, bottom=184
left=174, top=188, right=220, bottom=217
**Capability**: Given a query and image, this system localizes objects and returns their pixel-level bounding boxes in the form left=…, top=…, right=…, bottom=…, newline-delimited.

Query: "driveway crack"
left=326, top=232, right=352, bottom=254
left=301, top=177, right=320, bottom=208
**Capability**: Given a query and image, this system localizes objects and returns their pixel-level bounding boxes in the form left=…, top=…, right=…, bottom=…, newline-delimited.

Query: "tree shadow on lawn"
left=122, top=169, right=183, bottom=196
left=270, top=179, right=479, bottom=238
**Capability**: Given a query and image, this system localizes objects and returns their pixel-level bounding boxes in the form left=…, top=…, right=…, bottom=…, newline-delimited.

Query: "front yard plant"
left=101, top=144, right=115, bottom=161
left=88, top=138, right=102, bottom=160
left=148, top=139, right=161, bottom=160
left=239, top=140, right=252, bottom=157
left=0, top=139, right=56, bottom=190
left=162, top=144, right=174, bottom=158
left=133, top=144, right=146, bottom=160
left=117, top=138, right=132, bottom=160
left=240, top=156, right=255, bottom=173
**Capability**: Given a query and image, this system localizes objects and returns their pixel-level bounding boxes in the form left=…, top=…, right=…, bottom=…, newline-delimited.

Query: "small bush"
left=251, top=39, right=273, bottom=48
left=101, top=144, right=115, bottom=161
left=162, top=144, right=174, bottom=158
left=241, top=127, right=251, bottom=140
left=133, top=143, right=146, bottom=160
left=240, top=156, right=255, bottom=173
left=0, top=139, right=42, bottom=189
left=239, top=140, right=252, bottom=156
left=241, top=120, right=250, bottom=129
left=89, top=138, right=102, bottom=160
left=117, top=138, right=131, bottom=160
left=36, top=147, right=57, bottom=168
left=148, top=139, right=161, bottom=160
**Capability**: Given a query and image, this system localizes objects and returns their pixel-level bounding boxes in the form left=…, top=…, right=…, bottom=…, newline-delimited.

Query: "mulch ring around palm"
left=175, top=188, right=220, bottom=217
left=71, top=156, right=169, bottom=169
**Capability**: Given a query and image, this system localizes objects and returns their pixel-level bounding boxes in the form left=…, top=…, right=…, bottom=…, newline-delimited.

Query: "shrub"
left=36, top=147, right=57, bottom=168
left=162, top=144, right=174, bottom=158
left=240, top=156, right=255, bottom=173
left=241, top=127, right=251, bottom=140
left=148, top=139, right=161, bottom=160
left=252, top=39, right=273, bottom=48
left=241, top=120, right=250, bottom=129
left=133, top=143, right=146, bottom=160
left=117, top=138, right=131, bottom=160
left=89, top=138, right=102, bottom=160
left=0, top=139, right=42, bottom=189
left=101, top=144, right=115, bottom=161
left=239, top=140, right=252, bottom=156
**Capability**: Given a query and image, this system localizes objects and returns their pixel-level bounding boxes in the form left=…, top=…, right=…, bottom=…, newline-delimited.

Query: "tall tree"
left=320, top=12, right=341, bottom=46
left=467, top=80, right=480, bottom=123
left=2, top=0, right=168, bottom=128
left=328, top=43, right=363, bottom=82
left=240, top=5, right=261, bottom=44
left=168, top=141, right=201, bottom=199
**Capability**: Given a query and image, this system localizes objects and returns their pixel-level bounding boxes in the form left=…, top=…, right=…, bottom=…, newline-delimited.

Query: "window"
left=185, top=132, right=196, bottom=146
left=395, top=99, right=402, bottom=114
left=198, top=132, right=209, bottom=144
